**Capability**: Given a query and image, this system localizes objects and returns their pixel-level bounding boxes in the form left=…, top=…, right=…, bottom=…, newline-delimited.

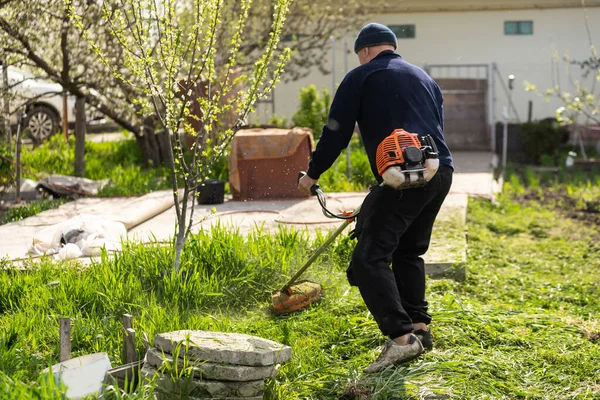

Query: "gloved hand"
left=298, top=173, right=318, bottom=196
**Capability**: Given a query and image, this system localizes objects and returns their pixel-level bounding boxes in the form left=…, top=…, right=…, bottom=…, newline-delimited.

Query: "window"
left=504, top=21, right=533, bottom=35
left=389, top=24, right=416, bottom=39
left=281, top=33, right=302, bottom=42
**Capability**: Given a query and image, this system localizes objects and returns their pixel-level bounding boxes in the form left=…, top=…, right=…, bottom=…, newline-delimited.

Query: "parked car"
left=4, top=66, right=101, bottom=143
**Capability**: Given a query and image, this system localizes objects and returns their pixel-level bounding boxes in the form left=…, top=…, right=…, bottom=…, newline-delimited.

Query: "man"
left=298, top=22, right=454, bottom=373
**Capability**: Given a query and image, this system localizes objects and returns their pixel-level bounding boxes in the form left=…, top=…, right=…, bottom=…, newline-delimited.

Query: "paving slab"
left=451, top=151, right=501, bottom=198
left=145, top=348, right=278, bottom=381
left=141, top=364, right=264, bottom=398
left=154, top=331, right=292, bottom=367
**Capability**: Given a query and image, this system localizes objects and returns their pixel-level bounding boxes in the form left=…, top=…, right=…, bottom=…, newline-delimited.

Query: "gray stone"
left=141, top=364, right=264, bottom=397
left=145, top=348, right=278, bottom=381
left=154, top=330, right=291, bottom=367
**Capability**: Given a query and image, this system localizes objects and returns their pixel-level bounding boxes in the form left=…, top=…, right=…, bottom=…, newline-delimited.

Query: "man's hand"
left=298, top=174, right=318, bottom=195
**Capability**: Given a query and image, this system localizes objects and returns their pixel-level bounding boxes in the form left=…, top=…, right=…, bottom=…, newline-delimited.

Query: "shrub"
left=267, top=114, right=289, bottom=128
left=520, top=118, right=569, bottom=164
left=291, top=85, right=331, bottom=139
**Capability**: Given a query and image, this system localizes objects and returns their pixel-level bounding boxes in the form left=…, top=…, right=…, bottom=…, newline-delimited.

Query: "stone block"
left=146, top=348, right=278, bottom=381
left=141, top=365, right=264, bottom=398
left=154, top=330, right=291, bottom=367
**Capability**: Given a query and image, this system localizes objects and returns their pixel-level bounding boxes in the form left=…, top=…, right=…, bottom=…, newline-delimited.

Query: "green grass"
left=0, top=171, right=599, bottom=399
left=19, top=134, right=172, bottom=196
left=0, top=198, right=70, bottom=225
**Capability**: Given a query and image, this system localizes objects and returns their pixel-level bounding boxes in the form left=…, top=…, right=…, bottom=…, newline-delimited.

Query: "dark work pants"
left=347, top=165, right=453, bottom=339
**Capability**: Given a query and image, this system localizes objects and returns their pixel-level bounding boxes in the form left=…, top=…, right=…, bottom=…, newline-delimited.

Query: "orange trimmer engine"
left=375, top=129, right=440, bottom=190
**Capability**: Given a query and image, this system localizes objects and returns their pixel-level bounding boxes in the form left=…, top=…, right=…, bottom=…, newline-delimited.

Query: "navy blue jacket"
left=307, top=51, right=453, bottom=182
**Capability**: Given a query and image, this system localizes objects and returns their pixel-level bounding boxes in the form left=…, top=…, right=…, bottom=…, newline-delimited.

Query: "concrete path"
left=451, top=151, right=501, bottom=198
left=1, top=152, right=498, bottom=278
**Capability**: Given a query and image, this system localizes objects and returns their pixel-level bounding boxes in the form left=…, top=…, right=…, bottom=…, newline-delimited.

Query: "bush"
left=291, top=85, right=331, bottom=139
left=267, top=114, right=289, bottom=128
left=520, top=118, right=569, bottom=165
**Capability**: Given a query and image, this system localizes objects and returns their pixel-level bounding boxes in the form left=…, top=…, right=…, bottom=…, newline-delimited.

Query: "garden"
left=1, top=0, right=599, bottom=398
left=1, top=125, right=599, bottom=398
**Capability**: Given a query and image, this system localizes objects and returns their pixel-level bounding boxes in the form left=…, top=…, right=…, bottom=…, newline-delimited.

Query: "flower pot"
left=198, top=179, right=225, bottom=204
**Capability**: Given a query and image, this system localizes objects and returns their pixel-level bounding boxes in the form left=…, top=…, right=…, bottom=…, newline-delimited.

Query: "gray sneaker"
left=364, top=334, right=423, bottom=373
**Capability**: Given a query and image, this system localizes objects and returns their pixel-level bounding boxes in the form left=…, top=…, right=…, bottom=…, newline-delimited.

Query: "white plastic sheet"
left=28, top=214, right=126, bottom=259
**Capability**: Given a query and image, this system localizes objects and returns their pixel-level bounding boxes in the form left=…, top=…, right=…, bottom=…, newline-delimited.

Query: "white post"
left=502, top=106, right=509, bottom=171
left=490, top=63, right=497, bottom=154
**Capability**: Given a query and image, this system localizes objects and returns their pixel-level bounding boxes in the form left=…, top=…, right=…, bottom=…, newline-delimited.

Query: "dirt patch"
left=339, top=384, right=373, bottom=400
left=521, top=190, right=600, bottom=230
left=585, top=330, right=600, bottom=342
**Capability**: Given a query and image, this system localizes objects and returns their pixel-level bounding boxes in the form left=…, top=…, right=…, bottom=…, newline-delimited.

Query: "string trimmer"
left=271, top=129, right=440, bottom=314
left=271, top=172, right=360, bottom=315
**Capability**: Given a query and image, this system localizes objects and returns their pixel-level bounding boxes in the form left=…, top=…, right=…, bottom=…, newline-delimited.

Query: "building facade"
left=259, top=0, right=600, bottom=150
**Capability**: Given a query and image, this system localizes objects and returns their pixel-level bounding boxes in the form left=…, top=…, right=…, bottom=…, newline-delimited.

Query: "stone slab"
left=154, top=331, right=291, bottom=367
left=145, top=348, right=278, bottom=381
left=141, top=364, right=264, bottom=398
left=450, top=151, right=500, bottom=198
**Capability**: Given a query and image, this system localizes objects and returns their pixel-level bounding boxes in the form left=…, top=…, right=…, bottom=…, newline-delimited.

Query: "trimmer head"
left=271, top=280, right=323, bottom=315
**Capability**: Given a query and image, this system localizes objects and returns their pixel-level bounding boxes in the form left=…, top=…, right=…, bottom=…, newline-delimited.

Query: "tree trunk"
left=74, top=96, right=86, bottom=177
left=1, top=59, right=11, bottom=147
left=156, top=130, right=172, bottom=165
left=134, top=125, right=150, bottom=169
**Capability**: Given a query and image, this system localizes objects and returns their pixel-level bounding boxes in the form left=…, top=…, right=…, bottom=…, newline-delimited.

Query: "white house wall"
left=260, top=6, right=599, bottom=128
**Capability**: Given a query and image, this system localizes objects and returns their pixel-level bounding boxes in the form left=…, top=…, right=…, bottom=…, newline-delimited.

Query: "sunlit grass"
left=0, top=170, right=599, bottom=399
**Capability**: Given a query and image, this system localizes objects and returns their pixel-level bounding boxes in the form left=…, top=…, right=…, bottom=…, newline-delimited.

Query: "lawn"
left=0, top=168, right=599, bottom=399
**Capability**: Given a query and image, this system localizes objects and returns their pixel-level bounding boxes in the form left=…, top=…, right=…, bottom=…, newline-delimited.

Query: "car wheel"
left=25, top=106, right=59, bottom=144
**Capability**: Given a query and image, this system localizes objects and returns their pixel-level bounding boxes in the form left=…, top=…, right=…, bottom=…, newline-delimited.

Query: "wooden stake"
left=59, top=318, right=71, bottom=362
left=122, top=314, right=136, bottom=363
left=124, top=328, right=137, bottom=364
left=123, top=314, right=133, bottom=331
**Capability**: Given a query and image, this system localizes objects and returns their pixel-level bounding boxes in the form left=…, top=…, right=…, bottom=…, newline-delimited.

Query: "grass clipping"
left=272, top=280, right=323, bottom=314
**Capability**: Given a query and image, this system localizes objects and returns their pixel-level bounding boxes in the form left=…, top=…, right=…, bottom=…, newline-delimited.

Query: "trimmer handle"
left=297, top=171, right=320, bottom=196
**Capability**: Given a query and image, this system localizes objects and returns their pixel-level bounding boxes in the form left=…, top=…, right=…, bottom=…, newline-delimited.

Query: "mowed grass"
left=1, top=172, right=599, bottom=399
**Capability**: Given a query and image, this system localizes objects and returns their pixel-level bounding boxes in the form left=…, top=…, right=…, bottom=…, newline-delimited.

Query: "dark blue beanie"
left=354, top=23, right=397, bottom=54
